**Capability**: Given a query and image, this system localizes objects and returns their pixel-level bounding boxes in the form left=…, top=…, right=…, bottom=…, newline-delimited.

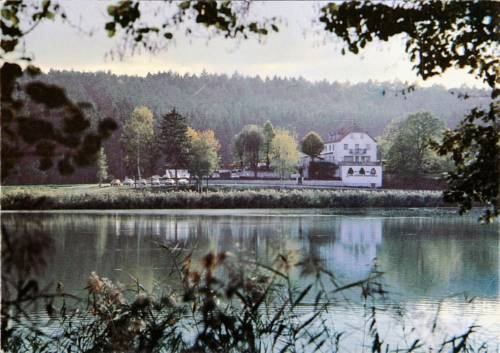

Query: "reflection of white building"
left=302, top=125, right=383, bottom=187
left=164, top=169, right=190, bottom=179
left=319, top=218, right=383, bottom=279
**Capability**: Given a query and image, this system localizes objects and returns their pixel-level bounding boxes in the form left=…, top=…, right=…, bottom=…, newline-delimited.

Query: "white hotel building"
left=302, top=126, right=383, bottom=187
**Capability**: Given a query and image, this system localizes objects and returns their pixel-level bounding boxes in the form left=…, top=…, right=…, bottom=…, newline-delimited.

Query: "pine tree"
left=159, top=108, right=191, bottom=183
left=97, top=147, right=108, bottom=187
left=263, top=120, right=275, bottom=170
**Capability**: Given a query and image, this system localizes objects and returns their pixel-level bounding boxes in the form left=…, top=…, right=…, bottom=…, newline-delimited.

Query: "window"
left=347, top=167, right=354, bottom=175
left=355, top=144, right=359, bottom=149
left=359, top=168, right=365, bottom=175
left=344, top=156, right=353, bottom=162
left=370, top=168, right=376, bottom=175
left=355, top=156, right=359, bottom=162
left=344, top=144, right=348, bottom=150
left=366, top=156, right=371, bottom=162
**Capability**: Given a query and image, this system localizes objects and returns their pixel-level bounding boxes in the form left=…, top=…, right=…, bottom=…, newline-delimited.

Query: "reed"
left=1, top=188, right=445, bottom=210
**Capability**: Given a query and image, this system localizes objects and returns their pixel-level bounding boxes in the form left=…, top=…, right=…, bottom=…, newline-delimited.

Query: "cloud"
left=24, top=1, right=485, bottom=88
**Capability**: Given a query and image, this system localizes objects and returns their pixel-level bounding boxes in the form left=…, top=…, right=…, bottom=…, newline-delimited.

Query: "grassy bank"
left=1, top=186, right=445, bottom=210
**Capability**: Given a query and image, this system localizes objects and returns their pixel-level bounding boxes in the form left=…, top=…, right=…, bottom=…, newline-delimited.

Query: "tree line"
left=2, top=1, right=497, bottom=220
left=116, top=107, right=219, bottom=191
left=4, top=69, right=488, bottom=185
left=101, top=107, right=303, bottom=190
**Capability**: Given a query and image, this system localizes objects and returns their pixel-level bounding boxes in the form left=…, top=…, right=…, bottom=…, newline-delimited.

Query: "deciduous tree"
left=187, top=128, right=220, bottom=192
left=238, top=125, right=264, bottom=178
left=301, top=132, right=324, bottom=162
left=383, top=112, right=447, bottom=176
left=270, top=129, right=300, bottom=180
left=121, top=106, right=155, bottom=179
left=232, top=133, right=245, bottom=170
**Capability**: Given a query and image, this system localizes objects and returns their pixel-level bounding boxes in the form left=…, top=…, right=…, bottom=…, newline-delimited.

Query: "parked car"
left=123, top=178, right=134, bottom=186
left=290, top=173, right=300, bottom=180
left=151, top=178, right=161, bottom=186
left=137, top=178, right=148, bottom=186
left=162, top=178, right=175, bottom=186
left=178, top=178, right=189, bottom=186
left=230, top=172, right=240, bottom=179
left=110, top=179, right=122, bottom=186
left=210, top=172, right=220, bottom=179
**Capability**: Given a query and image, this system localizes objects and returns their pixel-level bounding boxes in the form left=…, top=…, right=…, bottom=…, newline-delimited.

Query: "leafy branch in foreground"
left=432, top=103, right=500, bottom=223
left=1, top=62, right=117, bottom=182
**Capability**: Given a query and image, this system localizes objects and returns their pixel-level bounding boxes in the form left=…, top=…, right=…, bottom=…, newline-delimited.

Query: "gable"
left=338, top=132, right=376, bottom=144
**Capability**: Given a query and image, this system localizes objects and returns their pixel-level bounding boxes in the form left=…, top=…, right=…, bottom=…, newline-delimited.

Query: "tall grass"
left=1, top=188, right=445, bottom=210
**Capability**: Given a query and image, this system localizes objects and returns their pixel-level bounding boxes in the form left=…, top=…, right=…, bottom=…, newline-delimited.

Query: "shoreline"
left=1, top=188, right=445, bottom=210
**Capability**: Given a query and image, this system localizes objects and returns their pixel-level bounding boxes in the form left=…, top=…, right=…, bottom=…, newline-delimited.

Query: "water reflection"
left=1, top=210, right=498, bottom=304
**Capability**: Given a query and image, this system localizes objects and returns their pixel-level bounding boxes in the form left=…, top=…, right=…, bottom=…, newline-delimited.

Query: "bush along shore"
left=0, top=188, right=445, bottom=210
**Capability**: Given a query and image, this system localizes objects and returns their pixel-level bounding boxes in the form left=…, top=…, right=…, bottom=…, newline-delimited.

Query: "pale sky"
left=20, top=1, right=484, bottom=88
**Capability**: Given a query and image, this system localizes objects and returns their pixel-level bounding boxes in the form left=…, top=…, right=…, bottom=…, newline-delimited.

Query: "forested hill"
left=10, top=70, right=488, bottom=184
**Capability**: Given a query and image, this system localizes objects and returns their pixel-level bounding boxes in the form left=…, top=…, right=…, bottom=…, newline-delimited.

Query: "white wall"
left=322, top=132, right=378, bottom=163
left=333, top=132, right=377, bottom=163
left=340, top=164, right=382, bottom=187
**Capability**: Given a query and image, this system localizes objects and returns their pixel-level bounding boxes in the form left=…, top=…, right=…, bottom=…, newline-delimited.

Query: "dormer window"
left=344, top=144, right=348, bottom=150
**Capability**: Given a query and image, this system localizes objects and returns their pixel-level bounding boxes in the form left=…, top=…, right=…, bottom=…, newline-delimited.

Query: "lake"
left=2, top=209, right=499, bottom=350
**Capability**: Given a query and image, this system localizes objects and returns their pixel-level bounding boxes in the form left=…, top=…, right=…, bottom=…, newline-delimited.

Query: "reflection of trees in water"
left=300, top=218, right=382, bottom=283
left=378, top=218, right=499, bottom=299
left=2, top=212, right=498, bottom=301
left=297, top=215, right=498, bottom=300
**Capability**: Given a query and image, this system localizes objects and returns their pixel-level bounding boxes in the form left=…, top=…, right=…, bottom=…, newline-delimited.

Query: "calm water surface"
left=2, top=208, right=499, bottom=349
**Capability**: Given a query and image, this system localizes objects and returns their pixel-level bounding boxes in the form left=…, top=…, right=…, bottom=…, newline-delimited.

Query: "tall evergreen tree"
left=263, top=120, right=275, bottom=170
left=96, top=147, right=108, bottom=187
left=159, top=108, right=191, bottom=182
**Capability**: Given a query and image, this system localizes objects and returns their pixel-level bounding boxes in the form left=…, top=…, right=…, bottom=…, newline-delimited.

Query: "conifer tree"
left=159, top=108, right=191, bottom=183
left=263, top=121, right=275, bottom=170
left=97, top=147, right=108, bottom=187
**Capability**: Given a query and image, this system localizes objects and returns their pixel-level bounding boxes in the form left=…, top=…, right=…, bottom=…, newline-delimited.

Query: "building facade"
left=302, top=126, right=383, bottom=187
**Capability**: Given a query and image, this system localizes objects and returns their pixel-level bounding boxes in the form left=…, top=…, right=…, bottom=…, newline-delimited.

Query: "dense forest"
left=8, top=70, right=488, bottom=184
